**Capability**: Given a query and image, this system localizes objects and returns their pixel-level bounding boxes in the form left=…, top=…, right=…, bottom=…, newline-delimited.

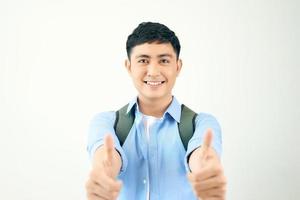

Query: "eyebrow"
left=135, top=54, right=151, bottom=59
left=135, top=54, right=173, bottom=59
left=158, top=54, right=173, bottom=58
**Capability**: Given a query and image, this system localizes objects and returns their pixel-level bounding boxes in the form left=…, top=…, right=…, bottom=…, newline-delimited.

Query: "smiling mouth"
left=144, top=81, right=165, bottom=86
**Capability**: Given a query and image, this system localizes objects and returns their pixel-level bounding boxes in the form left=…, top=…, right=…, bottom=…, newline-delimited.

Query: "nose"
left=147, top=64, right=160, bottom=77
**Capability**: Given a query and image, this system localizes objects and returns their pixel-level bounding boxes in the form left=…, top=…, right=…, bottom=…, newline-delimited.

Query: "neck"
left=137, top=95, right=173, bottom=118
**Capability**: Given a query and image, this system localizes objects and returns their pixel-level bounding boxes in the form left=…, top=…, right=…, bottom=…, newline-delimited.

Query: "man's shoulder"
left=196, top=112, right=217, bottom=119
left=180, top=104, right=218, bottom=122
left=194, top=112, right=221, bottom=128
left=179, top=104, right=220, bottom=125
left=90, top=111, right=116, bottom=124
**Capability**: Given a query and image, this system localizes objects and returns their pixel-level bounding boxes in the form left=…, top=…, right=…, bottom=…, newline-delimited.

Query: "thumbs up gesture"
left=187, top=129, right=227, bottom=200
left=86, top=134, right=122, bottom=200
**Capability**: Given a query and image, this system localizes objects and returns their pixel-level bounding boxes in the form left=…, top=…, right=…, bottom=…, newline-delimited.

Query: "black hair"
left=126, top=22, right=181, bottom=60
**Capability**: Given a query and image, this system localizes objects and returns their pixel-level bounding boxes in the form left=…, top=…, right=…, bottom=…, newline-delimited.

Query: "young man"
left=86, top=22, right=226, bottom=200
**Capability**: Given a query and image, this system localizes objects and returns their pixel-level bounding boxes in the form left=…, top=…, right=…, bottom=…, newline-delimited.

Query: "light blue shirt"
left=87, top=97, right=222, bottom=200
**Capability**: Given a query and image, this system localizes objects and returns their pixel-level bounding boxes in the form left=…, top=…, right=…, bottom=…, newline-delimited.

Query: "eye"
left=138, top=59, right=149, bottom=64
left=160, top=59, right=170, bottom=64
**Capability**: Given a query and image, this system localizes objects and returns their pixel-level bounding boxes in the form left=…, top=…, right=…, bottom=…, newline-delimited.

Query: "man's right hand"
left=86, top=134, right=122, bottom=200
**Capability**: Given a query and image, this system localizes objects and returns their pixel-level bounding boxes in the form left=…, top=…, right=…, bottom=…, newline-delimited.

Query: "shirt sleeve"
left=184, top=112, right=222, bottom=172
left=86, top=111, right=128, bottom=174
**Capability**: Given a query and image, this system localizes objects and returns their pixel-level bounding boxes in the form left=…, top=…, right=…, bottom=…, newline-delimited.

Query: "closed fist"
left=187, top=129, right=227, bottom=200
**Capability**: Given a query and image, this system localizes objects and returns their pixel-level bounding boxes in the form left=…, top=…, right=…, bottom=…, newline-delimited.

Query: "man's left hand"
left=187, top=129, right=227, bottom=200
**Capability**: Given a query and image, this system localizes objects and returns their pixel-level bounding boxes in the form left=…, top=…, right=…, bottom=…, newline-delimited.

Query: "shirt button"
left=143, top=179, right=146, bottom=184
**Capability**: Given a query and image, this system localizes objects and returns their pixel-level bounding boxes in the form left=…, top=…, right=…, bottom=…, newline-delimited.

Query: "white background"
left=0, top=0, right=299, bottom=199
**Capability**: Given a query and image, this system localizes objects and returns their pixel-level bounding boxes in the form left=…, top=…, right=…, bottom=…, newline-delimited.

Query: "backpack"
left=113, top=104, right=197, bottom=151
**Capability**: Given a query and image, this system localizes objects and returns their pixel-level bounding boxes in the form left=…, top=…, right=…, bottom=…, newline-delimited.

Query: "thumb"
left=202, top=128, right=213, bottom=150
left=201, top=129, right=213, bottom=162
left=104, top=134, right=114, bottom=167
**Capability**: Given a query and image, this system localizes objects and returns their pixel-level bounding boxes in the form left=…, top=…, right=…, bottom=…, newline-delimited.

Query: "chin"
left=142, top=93, right=169, bottom=101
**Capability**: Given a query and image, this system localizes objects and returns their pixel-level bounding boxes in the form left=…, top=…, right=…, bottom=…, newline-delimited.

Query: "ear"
left=176, top=59, right=183, bottom=76
left=125, top=59, right=131, bottom=73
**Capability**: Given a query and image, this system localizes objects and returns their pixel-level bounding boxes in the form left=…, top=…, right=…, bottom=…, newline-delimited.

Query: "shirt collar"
left=126, top=96, right=139, bottom=114
left=165, top=96, right=181, bottom=123
left=126, top=96, right=181, bottom=123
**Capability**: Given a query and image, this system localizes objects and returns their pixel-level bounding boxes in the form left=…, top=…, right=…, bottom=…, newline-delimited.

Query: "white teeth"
left=146, top=81, right=163, bottom=86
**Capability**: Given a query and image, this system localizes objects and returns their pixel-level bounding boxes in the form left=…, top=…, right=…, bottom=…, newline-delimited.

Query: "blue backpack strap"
left=178, top=104, right=198, bottom=151
left=114, top=104, right=135, bottom=146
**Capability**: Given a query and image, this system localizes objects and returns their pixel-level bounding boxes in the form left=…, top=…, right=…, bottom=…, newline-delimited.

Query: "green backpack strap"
left=178, top=104, right=198, bottom=151
left=114, top=104, right=135, bottom=146
left=114, top=103, right=197, bottom=150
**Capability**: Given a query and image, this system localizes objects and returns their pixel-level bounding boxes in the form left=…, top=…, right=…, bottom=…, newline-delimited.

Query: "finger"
left=201, top=186, right=226, bottom=198
left=87, top=193, right=104, bottom=200
left=187, top=164, right=223, bottom=182
left=97, top=173, right=122, bottom=193
left=193, top=174, right=226, bottom=191
left=90, top=181, right=119, bottom=200
left=86, top=180, right=110, bottom=200
left=193, top=186, right=225, bottom=199
left=89, top=169, right=122, bottom=192
left=203, top=197, right=223, bottom=200
left=104, top=134, right=114, bottom=166
left=87, top=190, right=109, bottom=200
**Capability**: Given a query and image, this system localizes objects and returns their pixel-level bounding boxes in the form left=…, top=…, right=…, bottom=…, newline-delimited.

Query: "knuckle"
left=213, top=165, right=223, bottom=174
left=224, top=175, right=228, bottom=183
left=195, top=189, right=201, bottom=197
left=203, top=189, right=211, bottom=196
left=220, top=175, right=227, bottom=185
left=85, top=179, right=95, bottom=191
left=193, top=172, right=201, bottom=180
left=217, top=176, right=225, bottom=185
left=222, top=185, right=227, bottom=192
left=89, top=169, right=96, bottom=179
left=86, top=192, right=94, bottom=200
left=193, top=182, right=201, bottom=190
left=108, top=192, right=117, bottom=199
left=220, top=186, right=227, bottom=195
left=85, top=180, right=90, bottom=189
left=107, top=184, right=114, bottom=192
left=89, top=169, right=104, bottom=182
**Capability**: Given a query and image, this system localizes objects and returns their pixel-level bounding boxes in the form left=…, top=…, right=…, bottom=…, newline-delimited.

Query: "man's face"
left=125, top=42, right=182, bottom=103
